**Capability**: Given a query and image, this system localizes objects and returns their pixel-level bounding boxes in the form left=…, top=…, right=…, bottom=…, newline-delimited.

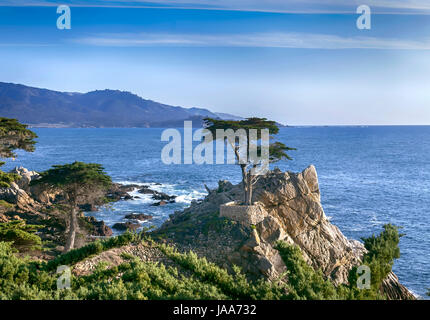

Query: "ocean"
left=2, top=126, right=429, bottom=298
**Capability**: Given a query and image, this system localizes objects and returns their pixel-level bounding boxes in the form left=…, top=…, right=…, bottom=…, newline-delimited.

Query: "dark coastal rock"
left=137, top=186, right=155, bottom=194
left=151, top=192, right=176, bottom=201
left=151, top=200, right=167, bottom=206
left=106, top=183, right=136, bottom=201
left=151, top=200, right=175, bottom=206
left=92, top=221, right=113, bottom=237
left=138, top=186, right=176, bottom=199
left=112, top=222, right=140, bottom=231
left=124, top=213, right=153, bottom=221
left=85, top=216, right=113, bottom=237
left=119, top=184, right=141, bottom=192
left=79, top=203, right=98, bottom=212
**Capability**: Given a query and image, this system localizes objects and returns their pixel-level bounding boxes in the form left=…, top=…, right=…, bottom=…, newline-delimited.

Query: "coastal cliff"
left=156, top=165, right=414, bottom=299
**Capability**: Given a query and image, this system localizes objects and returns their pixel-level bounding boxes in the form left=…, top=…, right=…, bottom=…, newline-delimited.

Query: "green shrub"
left=274, top=224, right=403, bottom=300
left=158, top=243, right=287, bottom=300
left=0, top=224, right=405, bottom=300
left=44, top=231, right=135, bottom=271
left=0, top=220, right=42, bottom=249
left=275, top=241, right=340, bottom=300
left=348, top=224, right=402, bottom=299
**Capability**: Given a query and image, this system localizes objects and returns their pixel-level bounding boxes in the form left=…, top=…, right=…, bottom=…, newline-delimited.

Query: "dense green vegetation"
left=157, top=243, right=288, bottom=300
left=43, top=232, right=136, bottom=271
left=0, top=224, right=404, bottom=300
left=0, top=220, right=42, bottom=250
left=275, top=241, right=341, bottom=299
left=348, top=224, right=402, bottom=296
left=275, top=224, right=404, bottom=300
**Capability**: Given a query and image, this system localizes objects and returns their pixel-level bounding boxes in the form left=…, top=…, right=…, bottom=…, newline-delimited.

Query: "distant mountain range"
left=0, top=82, right=243, bottom=128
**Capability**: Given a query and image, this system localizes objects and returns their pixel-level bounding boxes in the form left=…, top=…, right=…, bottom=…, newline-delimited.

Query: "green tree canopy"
left=32, top=161, right=112, bottom=203
left=0, top=118, right=37, bottom=188
left=0, top=117, right=37, bottom=159
left=203, top=117, right=295, bottom=205
left=31, top=162, right=112, bottom=252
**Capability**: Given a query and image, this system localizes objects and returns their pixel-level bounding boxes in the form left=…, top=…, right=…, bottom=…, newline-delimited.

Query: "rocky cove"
left=0, top=167, right=175, bottom=243
left=0, top=164, right=415, bottom=299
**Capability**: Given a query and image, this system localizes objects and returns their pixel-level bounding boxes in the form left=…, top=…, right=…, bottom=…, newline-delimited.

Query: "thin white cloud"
left=74, top=32, right=430, bottom=50
left=0, top=43, right=54, bottom=47
left=2, top=0, right=430, bottom=14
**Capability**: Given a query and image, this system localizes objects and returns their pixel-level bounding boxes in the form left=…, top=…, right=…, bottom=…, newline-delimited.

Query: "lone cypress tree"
left=31, top=162, right=111, bottom=252
left=0, top=117, right=37, bottom=188
left=203, top=117, right=295, bottom=205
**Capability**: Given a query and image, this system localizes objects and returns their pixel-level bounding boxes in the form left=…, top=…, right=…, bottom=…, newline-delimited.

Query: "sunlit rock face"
left=160, top=165, right=415, bottom=300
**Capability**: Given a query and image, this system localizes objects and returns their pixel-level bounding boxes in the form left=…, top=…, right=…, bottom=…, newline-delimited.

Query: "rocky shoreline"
left=0, top=165, right=416, bottom=299
left=0, top=167, right=175, bottom=254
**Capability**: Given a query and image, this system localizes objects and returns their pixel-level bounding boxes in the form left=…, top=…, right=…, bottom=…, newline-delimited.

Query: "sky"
left=0, top=1, right=429, bottom=125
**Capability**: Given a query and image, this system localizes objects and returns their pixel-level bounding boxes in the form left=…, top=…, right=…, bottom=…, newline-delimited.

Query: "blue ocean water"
left=2, top=126, right=429, bottom=298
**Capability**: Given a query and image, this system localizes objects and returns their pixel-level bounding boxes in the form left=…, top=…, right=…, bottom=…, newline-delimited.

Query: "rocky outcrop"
left=1, top=167, right=58, bottom=206
left=138, top=186, right=177, bottom=201
left=0, top=181, right=35, bottom=209
left=124, top=213, right=153, bottom=221
left=106, top=183, right=138, bottom=202
left=84, top=216, right=113, bottom=237
left=158, top=165, right=414, bottom=300
left=380, top=271, right=415, bottom=300
left=112, top=222, right=140, bottom=231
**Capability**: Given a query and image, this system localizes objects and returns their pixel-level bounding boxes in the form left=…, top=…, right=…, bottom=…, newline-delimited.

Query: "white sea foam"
left=115, top=180, right=207, bottom=205
left=175, top=190, right=207, bottom=204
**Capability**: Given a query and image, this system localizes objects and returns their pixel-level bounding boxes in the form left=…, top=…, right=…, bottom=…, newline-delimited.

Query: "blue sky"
left=0, top=1, right=429, bottom=125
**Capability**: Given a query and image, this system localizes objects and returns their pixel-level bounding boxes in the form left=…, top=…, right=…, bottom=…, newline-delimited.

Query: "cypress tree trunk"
left=240, top=164, right=249, bottom=205
left=247, top=176, right=253, bottom=206
left=64, top=206, right=78, bottom=252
